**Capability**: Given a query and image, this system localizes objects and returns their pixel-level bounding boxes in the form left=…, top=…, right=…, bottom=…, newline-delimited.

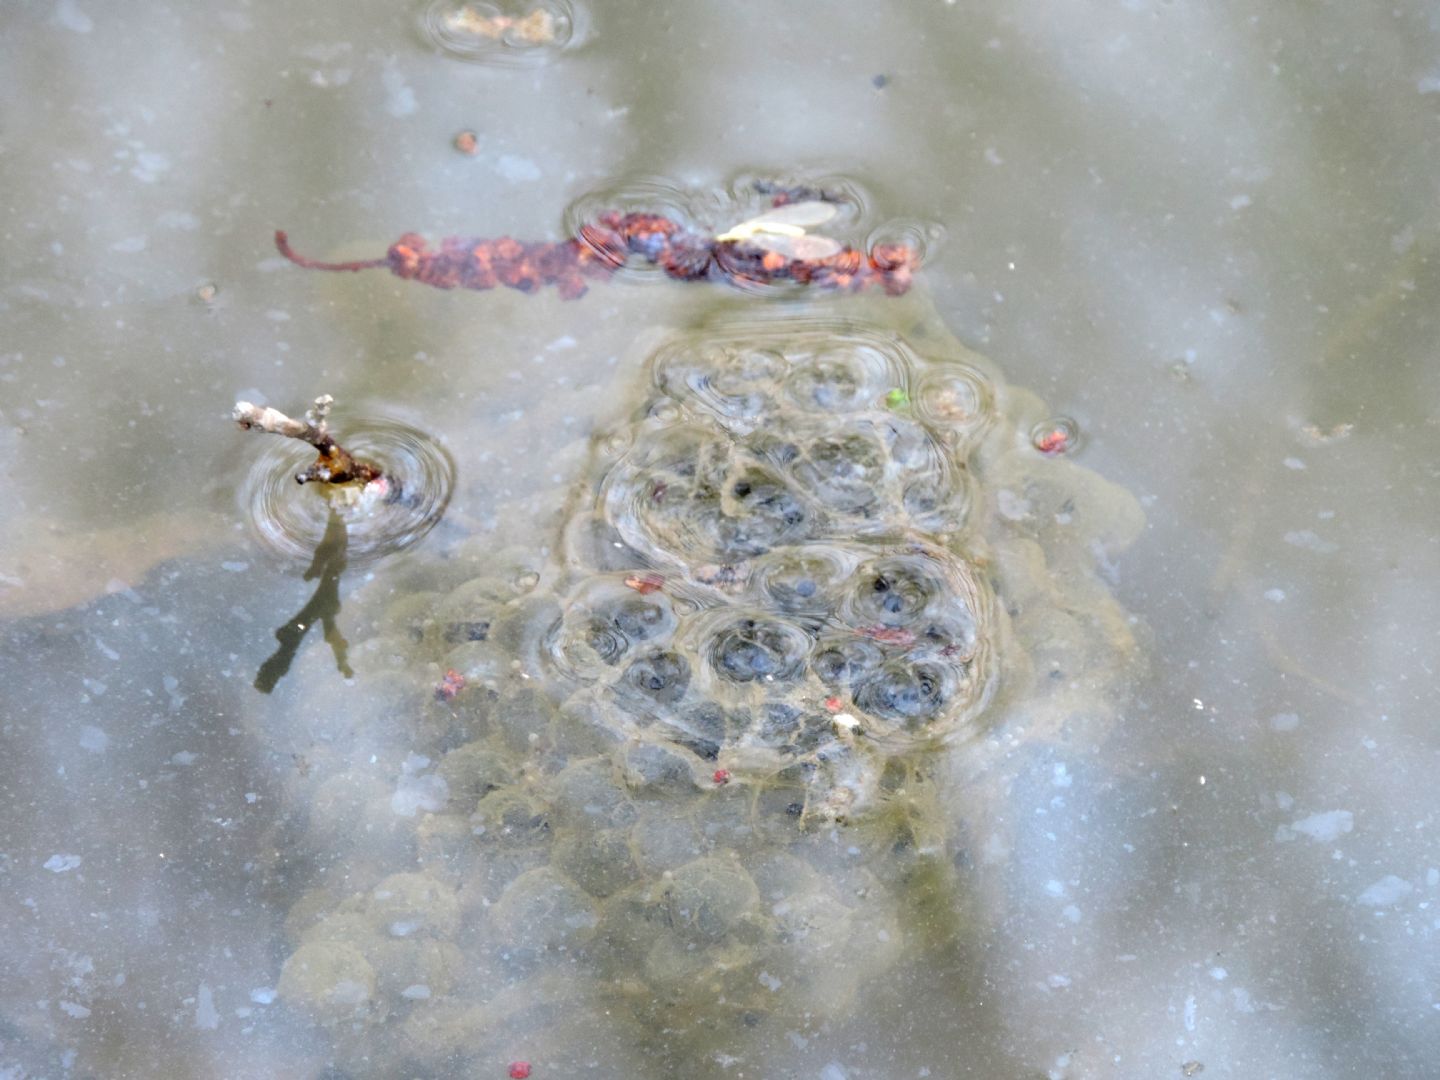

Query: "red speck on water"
left=712, top=769, right=732, bottom=786
left=509, top=1063, right=532, bottom=1079
left=435, top=668, right=466, bottom=702
left=1035, top=430, right=1068, bottom=454
left=824, top=696, right=843, bottom=712
left=858, top=625, right=916, bottom=646
left=623, top=573, right=665, bottom=595
left=1030, top=417, right=1079, bottom=456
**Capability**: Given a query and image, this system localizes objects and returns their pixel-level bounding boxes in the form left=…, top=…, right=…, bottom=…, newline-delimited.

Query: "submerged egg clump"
left=272, top=303, right=1147, bottom=1075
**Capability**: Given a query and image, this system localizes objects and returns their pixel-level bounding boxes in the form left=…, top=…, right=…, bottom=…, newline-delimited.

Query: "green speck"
left=885, top=387, right=909, bottom=409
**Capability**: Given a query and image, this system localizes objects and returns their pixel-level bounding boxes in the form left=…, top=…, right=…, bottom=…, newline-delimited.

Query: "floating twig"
left=232, top=395, right=383, bottom=487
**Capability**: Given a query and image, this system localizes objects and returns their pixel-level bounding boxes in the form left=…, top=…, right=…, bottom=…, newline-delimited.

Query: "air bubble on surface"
left=852, top=660, right=957, bottom=728
left=900, top=466, right=972, bottom=535
left=563, top=177, right=698, bottom=283
left=619, top=650, right=692, bottom=708
left=847, top=554, right=948, bottom=628
left=810, top=634, right=887, bottom=688
left=782, top=343, right=900, bottom=414
left=559, top=511, right=641, bottom=573
left=783, top=426, right=891, bottom=516
left=912, top=364, right=994, bottom=438
left=654, top=344, right=785, bottom=429
left=750, top=545, right=853, bottom=615
left=548, top=575, right=680, bottom=680
left=695, top=610, right=813, bottom=688
left=1031, top=416, right=1080, bottom=456
left=418, top=0, right=583, bottom=67
left=239, top=415, right=454, bottom=565
left=864, top=217, right=943, bottom=265
left=603, top=425, right=818, bottom=567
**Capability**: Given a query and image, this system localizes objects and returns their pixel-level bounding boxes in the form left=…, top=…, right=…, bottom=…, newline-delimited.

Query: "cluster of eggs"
left=548, top=322, right=999, bottom=813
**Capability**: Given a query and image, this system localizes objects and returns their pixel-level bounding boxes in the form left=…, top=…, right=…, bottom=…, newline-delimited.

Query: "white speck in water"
left=1063, top=905, right=1082, bottom=923
left=1229, top=194, right=1252, bottom=210
left=1427, top=868, right=1439, bottom=888
left=1052, top=763, right=1072, bottom=788
left=391, top=755, right=448, bottom=817
left=401, top=984, right=432, bottom=999
left=381, top=60, right=417, bottom=117
left=1418, top=74, right=1440, bottom=94
left=195, top=983, right=220, bottom=1029
left=59, top=1000, right=91, bottom=1018
left=221, top=561, right=249, bottom=573
left=78, top=726, right=109, bottom=753
left=110, top=236, right=147, bottom=254
left=983, top=147, right=1004, bottom=165
left=249, top=987, right=276, bottom=1004
left=1357, top=875, right=1413, bottom=907
left=44, top=854, right=82, bottom=873
left=130, top=151, right=171, bottom=183
left=1263, top=588, right=1286, bottom=603
left=758, top=971, right=782, bottom=991
left=1283, top=530, right=1339, bottom=554
left=997, top=489, right=1031, bottom=521
left=53, top=0, right=93, bottom=33
left=1045, top=879, right=1066, bottom=897
left=1209, top=966, right=1228, bottom=981
left=1269, top=712, right=1300, bottom=732
left=1282, top=457, right=1306, bottom=470
left=820, top=1064, right=849, bottom=1080
left=171, top=751, right=198, bottom=766
left=1183, top=994, right=1197, bottom=1031
left=1290, top=810, right=1352, bottom=842
left=496, top=154, right=542, bottom=182
left=1047, top=973, right=1071, bottom=988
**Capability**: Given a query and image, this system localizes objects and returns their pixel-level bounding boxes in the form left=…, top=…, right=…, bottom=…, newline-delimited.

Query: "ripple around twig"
left=240, top=418, right=454, bottom=565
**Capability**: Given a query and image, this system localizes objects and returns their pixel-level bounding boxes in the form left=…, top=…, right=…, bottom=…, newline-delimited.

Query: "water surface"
left=2, top=1, right=1438, bottom=1077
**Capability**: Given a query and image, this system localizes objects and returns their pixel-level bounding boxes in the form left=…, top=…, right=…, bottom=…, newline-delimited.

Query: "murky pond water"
left=3, top=1, right=1438, bottom=1077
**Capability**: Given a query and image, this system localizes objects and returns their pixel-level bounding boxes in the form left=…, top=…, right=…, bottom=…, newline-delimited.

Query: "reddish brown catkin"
left=274, top=208, right=920, bottom=299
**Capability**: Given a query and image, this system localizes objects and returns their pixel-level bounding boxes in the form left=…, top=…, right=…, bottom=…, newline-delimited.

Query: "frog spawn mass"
left=549, top=325, right=997, bottom=819
left=273, top=313, right=1144, bottom=1074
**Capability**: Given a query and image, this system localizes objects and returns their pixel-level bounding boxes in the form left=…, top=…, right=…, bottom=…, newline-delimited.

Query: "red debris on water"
left=435, top=668, right=466, bottom=702
left=824, top=695, right=843, bottom=712
left=857, top=625, right=916, bottom=646
left=1034, top=429, right=1069, bottom=454
left=508, top=1063, right=532, bottom=1079
left=623, top=573, right=665, bottom=596
left=1031, top=417, right=1079, bottom=456
left=274, top=196, right=922, bottom=300
left=712, top=769, right=732, bottom=786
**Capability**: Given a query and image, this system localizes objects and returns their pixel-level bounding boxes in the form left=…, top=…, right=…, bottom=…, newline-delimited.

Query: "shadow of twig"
left=255, top=509, right=352, bottom=693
